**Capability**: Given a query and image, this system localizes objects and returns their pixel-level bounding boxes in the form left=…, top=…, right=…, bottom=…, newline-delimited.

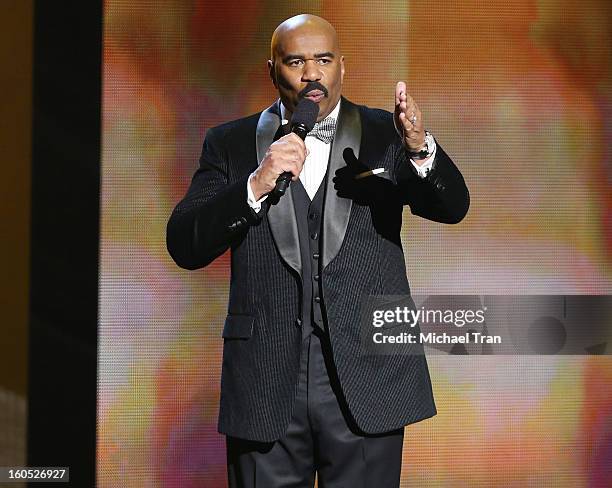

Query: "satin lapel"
left=322, top=97, right=361, bottom=270
left=256, top=100, right=302, bottom=278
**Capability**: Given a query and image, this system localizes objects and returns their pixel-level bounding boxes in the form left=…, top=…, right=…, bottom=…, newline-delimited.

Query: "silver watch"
left=409, top=130, right=434, bottom=159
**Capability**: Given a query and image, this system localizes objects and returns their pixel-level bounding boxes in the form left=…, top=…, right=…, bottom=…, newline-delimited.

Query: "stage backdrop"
left=98, top=1, right=612, bottom=486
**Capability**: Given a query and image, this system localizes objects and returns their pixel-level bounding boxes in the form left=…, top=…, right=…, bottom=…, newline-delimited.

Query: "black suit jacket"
left=166, top=97, right=469, bottom=442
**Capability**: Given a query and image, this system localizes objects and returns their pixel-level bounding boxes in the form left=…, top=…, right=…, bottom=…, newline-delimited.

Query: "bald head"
left=270, top=14, right=340, bottom=61
left=268, top=14, right=345, bottom=121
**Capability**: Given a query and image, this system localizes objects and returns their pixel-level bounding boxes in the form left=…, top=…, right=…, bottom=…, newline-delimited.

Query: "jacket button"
left=314, top=296, right=321, bottom=303
left=310, top=232, right=318, bottom=240
left=313, top=253, right=319, bottom=260
left=309, top=212, right=317, bottom=220
left=314, top=274, right=320, bottom=281
left=436, top=182, right=445, bottom=191
left=295, top=318, right=302, bottom=327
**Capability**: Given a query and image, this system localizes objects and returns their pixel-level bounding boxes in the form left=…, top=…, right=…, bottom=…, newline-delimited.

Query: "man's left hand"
left=394, top=81, right=427, bottom=164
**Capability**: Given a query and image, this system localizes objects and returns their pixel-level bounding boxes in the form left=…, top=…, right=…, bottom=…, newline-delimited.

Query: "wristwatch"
left=409, top=130, right=434, bottom=159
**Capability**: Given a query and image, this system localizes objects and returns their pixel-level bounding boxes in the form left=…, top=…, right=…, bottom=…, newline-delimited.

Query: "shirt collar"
left=280, top=97, right=341, bottom=126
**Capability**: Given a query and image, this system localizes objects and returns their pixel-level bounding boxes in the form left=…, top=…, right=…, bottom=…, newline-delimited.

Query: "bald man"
left=167, top=14, right=469, bottom=488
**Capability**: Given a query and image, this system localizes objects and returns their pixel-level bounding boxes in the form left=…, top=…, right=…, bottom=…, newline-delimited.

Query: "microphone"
left=273, top=98, right=319, bottom=197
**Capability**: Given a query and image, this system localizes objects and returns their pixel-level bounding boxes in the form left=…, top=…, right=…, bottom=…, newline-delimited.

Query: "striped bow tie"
left=308, top=117, right=337, bottom=144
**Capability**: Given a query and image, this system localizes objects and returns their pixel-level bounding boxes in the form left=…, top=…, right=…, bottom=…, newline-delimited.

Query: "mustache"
left=298, top=82, right=329, bottom=98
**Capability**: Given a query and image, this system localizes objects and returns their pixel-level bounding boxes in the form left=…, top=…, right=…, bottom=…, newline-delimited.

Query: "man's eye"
left=289, top=60, right=304, bottom=67
left=317, top=58, right=332, bottom=64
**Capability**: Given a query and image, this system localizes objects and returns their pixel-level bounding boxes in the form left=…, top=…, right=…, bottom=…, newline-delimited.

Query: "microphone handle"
left=274, top=172, right=293, bottom=196
left=273, top=123, right=309, bottom=197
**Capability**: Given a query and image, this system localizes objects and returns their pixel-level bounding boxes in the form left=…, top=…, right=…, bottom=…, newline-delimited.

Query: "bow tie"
left=307, top=117, right=337, bottom=144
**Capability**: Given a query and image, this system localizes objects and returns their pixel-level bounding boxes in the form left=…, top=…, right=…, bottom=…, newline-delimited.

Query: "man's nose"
left=301, top=59, right=322, bottom=81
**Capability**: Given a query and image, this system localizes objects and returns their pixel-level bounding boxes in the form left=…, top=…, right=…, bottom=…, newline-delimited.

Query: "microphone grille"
left=292, top=98, right=319, bottom=131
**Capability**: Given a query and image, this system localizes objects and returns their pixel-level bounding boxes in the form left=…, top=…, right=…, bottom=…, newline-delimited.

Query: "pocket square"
left=354, top=167, right=390, bottom=181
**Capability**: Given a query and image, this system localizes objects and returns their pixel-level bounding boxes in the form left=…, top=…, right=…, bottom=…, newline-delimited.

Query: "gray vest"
left=291, top=175, right=327, bottom=340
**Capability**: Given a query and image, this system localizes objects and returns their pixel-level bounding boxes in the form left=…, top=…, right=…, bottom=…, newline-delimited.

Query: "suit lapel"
left=322, top=97, right=361, bottom=269
left=255, top=97, right=362, bottom=275
left=256, top=100, right=302, bottom=278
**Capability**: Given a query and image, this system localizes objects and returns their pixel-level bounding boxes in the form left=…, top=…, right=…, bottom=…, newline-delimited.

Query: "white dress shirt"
left=247, top=98, right=436, bottom=212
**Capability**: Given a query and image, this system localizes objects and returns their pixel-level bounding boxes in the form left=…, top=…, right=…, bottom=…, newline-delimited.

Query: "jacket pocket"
left=222, top=314, right=254, bottom=339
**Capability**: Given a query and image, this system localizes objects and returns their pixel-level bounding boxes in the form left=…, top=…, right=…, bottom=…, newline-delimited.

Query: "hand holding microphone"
left=273, top=98, right=318, bottom=196
left=249, top=98, right=319, bottom=201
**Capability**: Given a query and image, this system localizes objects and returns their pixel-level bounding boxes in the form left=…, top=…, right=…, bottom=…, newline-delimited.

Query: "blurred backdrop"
left=98, top=1, right=612, bottom=486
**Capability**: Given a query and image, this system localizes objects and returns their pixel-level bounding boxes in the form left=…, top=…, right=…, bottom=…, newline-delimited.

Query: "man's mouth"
left=303, top=90, right=325, bottom=103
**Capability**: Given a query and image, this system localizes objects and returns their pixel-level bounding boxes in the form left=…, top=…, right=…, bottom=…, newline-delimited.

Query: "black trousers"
left=226, top=329, right=405, bottom=488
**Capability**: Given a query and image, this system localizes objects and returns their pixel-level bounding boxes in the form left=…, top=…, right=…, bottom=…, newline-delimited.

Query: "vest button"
left=314, top=296, right=321, bottom=303
left=313, top=253, right=319, bottom=260
left=314, top=274, right=320, bottom=281
left=310, top=232, right=318, bottom=240
left=309, top=212, right=317, bottom=220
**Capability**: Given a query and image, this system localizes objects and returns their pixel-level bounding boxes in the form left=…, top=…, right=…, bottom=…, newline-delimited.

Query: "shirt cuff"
left=394, top=119, right=437, bottom=179
left=410, top=138, right=437, bottom=178
left=247, top=172, right=268, bottom=212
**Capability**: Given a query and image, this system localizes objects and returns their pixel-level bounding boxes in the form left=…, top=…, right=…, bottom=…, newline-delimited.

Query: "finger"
left=404, top=92, right=415, bottom=107
left=407, top=111, right=417, bottom=128
left=298, top=144, right=307, bottom=162
left=399, top=110, right=413, bottom=129
left=285, top=132, right=306, bottom=148
left=414, top=110, right=423, bottom=131
left=406, top=98, right=422, bottom=122
left=399, top=110, right=411, bottom=129
left=395, top=81, right=407, bottom=106
left=296, top=151, right=306, bottom=169
left=412, top=106, right=423, bottom=131
left=405, top=105, right=421, bottom=130
left=276, top=143, right=301, bottom=163
left=404, top=97, right=416, bottom=114
left=280, top=161, right=299, bottom=179
left=284, top=135, right=306, bottom=157
left=293, top=160, right=304, bottom=179
left=292, top=140, right=306, bottom=163
left=293, top=133, right=307, bottom=147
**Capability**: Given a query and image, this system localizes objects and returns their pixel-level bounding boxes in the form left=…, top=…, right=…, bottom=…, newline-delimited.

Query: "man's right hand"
left=250, top=133, right=307, bottom=201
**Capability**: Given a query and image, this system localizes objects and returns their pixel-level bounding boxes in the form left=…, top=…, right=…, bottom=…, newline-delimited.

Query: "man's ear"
left=267, top=60, right=277, bottom=88
left=340, top=55, right=345, bottom=83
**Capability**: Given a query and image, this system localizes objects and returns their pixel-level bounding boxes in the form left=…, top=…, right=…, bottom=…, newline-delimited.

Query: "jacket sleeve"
left=394, top=139, right=470, bottom=224
left=166, top=126, right=261, bottom=270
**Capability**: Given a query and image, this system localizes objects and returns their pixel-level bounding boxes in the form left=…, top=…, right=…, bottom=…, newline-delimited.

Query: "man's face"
left=268, top=28, right=345, bottom=121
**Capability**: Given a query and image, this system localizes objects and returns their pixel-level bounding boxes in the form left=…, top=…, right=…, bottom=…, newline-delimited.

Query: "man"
left=167, top=14, right=469, bottom=488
